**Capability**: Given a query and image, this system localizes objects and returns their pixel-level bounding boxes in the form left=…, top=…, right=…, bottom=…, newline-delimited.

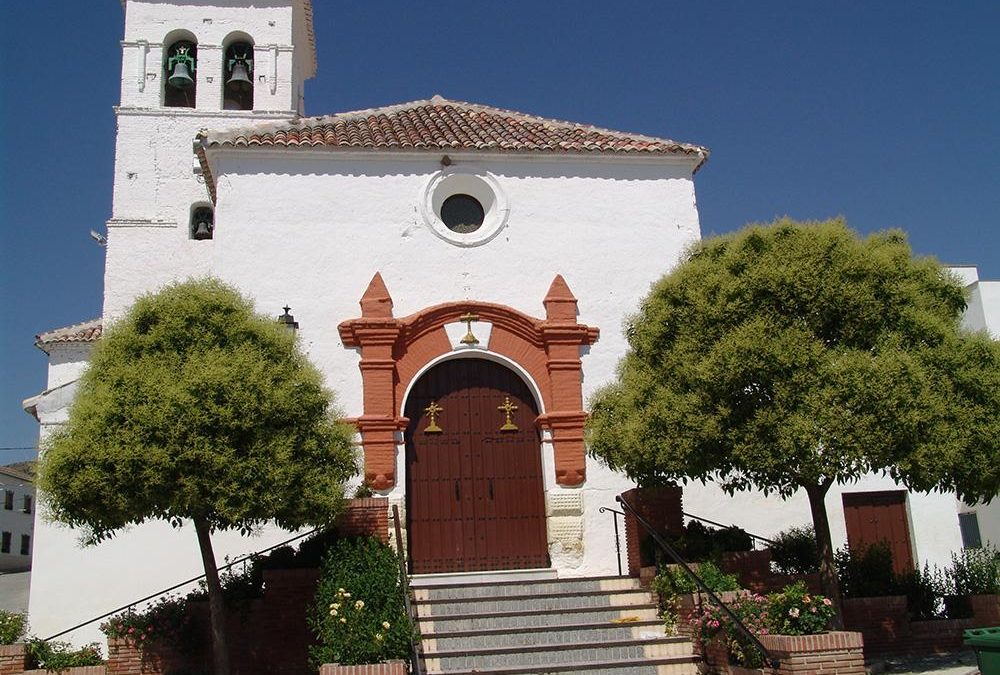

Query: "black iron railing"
left=392, top=505, right=423, bottom=675
left=43, top=526, right=323, bottom=642
left=598, top=506, right=626, bottom=576
left=683, top=511, right=776, bottom=550
left=615, top=494, right=777, bottom=669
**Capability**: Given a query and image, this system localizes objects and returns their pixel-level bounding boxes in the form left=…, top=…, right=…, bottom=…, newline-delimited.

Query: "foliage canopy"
left=588, top=218, right=1000, bottom=504
left=40, top=278, right=357, bottom=540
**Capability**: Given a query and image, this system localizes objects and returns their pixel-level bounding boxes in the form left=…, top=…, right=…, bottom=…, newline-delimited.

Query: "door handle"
left=489, top=479, right=494, bottom=500
left=455, top=480, right=461, bottom=502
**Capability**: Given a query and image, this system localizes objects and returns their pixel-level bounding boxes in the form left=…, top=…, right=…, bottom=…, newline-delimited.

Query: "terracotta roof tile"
left=35, top=318, right=102, bottom=353
left=203, top=95, right=709, bottom=166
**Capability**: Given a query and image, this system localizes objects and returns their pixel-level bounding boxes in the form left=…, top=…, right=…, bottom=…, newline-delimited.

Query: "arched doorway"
left=404, top=358, right=550, bottom=574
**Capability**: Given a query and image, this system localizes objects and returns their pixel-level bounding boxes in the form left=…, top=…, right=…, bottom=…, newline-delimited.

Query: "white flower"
left=339, top=617, right=347, bottom=624
left=382, top=621, right=391, bottom=630
left=354, top=600, right=364, bottom=610
left=375, top=633, right=384, bottom=642
left=329, top=608, right=338, bottom=616
left=789, top=608, right=800, bottom=618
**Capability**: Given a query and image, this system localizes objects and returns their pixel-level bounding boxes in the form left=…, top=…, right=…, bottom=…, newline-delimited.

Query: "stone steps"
left=413, top=575, right=701, bottom=675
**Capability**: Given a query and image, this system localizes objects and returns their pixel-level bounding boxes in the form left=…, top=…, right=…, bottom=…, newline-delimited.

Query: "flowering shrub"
left=766, top=581, right=836, bottom=635
left=25, top=639, right=104, bottom=669
left=689, top=592, right=770, bottom=668
left=0, top=610, right=27, bottom=645
left=308, top=537, right=415, bottom=668
left=99, top=594, right=195, bottom=650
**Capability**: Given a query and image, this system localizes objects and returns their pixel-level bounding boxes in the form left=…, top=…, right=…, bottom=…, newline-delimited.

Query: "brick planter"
left=760, top=631, right=864, bottom=675
left=841, top=595, right=909, bottom=654
left=621, top=486, right=684, bottom=575
left=319, top=662, right=408, bottom=675
left=0, top=644, right=107, bottom=675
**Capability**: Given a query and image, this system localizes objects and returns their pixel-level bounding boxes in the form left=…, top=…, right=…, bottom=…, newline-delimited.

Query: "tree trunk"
left=805, top=482, right=844, bottom=629
left=194, top=517, right=232, bottom=675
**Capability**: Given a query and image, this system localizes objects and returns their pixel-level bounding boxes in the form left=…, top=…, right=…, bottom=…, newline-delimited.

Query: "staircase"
left=411, top=574, right=701, bottom=675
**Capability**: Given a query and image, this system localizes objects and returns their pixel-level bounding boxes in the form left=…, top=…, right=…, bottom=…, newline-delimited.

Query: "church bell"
left=168, top=62, right=195, bottom=90
left=226, top=61, right=252, bottom=91
left=166, top=42, right=196, bottom=90
left=191, top=207, right=213, bottom=240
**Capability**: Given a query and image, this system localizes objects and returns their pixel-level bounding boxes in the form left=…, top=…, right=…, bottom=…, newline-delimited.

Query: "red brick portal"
left=338, top=273, right=599, bottom=490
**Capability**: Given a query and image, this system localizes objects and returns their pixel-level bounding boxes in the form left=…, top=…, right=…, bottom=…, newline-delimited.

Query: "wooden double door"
left=842, top=490, right=915, bottom=575
left=405, top=358, right=550, bottom=574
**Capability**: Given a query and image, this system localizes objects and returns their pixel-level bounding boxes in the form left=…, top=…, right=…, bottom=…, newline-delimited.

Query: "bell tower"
left=103, top=0, right=316, bottom=318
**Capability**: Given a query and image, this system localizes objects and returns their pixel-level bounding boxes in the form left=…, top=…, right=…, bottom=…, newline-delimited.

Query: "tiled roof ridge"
left=35, top=318, right=103, bottom=352
left=202, top=94, right=709, bottom=161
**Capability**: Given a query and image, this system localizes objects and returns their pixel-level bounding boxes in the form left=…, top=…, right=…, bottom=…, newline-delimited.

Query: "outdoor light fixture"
left=277, top=306, right=299, bottom=331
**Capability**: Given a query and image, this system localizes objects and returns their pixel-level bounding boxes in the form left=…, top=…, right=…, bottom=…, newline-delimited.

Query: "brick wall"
left=842, top=594, right=1000, bottom=656
left=337, top=498, right=390, bottom=543
left=761, top=631, right=865, bottom=675
left=0, top=645, right=26, bottom=675
left=318, top=661, right=407, bottom=675
left=621, top=486, right=683, bottom=576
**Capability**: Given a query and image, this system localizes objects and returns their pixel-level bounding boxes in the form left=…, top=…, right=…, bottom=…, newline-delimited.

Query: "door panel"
left=406, top=358, right=549, bottom=573
left=842, top=490, right=915, bottom=575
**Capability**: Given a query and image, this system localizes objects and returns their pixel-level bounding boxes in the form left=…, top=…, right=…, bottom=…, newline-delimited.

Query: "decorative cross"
left=459, top=312, right=480, bottom=345
left=498, top=396, right=519, bottom=432
left=424, top=401, right=443, bottom=434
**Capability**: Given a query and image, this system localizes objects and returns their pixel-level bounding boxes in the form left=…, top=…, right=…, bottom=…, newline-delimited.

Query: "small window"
left=1, top=532, right=10, bottom=554
left=3, top=490, right=12, bottom=510
left=20, top=534, right=30, bottom=556
left=22, top=495, right=32, bottom=514
left=440, top=194, right=485, bottom=233
left=223, top=42, right=254, bottom=111
left=191, top=205, right=214, bottom=240
left=959, top=512, right=982, bottom=549
left=165, top=40, right=197, bottom=108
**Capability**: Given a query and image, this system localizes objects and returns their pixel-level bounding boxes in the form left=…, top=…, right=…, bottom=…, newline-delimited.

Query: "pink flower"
left=822, top=598, right=832, bottom=606
left=803, top=595, right=811, bottom=603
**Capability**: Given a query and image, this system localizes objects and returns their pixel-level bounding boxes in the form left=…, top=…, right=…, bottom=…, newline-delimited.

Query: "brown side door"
left=842, top=490, right=915, bottom=574
left=405, top=358, right=549, bottom=574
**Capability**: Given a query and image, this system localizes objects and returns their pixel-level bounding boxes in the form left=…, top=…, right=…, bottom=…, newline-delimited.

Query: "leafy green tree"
left=588, top=218, right=1000, bottom=623
left=40, top=278, right=357, bottom=675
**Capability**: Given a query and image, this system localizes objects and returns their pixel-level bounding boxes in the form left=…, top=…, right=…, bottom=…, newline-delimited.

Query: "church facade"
left=25, top=0, right=979, bottom=646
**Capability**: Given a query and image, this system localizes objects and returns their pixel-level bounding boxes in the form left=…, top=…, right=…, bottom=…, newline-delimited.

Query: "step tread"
left=415, top=587, right=649, bottom=605
left=410, top=574, right=627, bottom=590
left=424, top=618, right=666, bottom=639
left=417, top=602, right=660, bottom=623
left=423, top=635, right=691, bottom=658
left=423, top=653, right=701, bottom=675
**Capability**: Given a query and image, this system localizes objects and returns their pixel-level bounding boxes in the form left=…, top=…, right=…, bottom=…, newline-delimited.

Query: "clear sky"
left=1, top=1, right=998, bottom=463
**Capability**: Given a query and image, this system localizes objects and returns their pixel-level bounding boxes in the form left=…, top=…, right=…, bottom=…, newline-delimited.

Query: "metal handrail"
left=682, top=511, right=776, bottom=547
left=598, top=506, right=626, bottom=576
left=616, top=494, right=777, bottom=668
left=43, top=525, right=323, bottom=641
left=392, top=505, right=423, bottom=675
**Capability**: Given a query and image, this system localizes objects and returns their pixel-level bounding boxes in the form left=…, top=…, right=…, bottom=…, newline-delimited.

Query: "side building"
left=0, top=466, right=34, bottom=573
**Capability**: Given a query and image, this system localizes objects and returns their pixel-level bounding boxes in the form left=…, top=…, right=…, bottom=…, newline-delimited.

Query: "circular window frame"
left=420, top=168, right=510, bottom=247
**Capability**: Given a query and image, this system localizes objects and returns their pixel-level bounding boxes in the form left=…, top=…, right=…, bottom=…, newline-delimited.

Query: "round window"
left=440, top=194, right=485, bottom=233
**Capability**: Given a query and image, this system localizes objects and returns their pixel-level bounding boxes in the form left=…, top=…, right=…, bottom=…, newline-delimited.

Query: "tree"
left=588, top=218, right=1000, bottom=622
left=40, top=278, right=357, bottom=675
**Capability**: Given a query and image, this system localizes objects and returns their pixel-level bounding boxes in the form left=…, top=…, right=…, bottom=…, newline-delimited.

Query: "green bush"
left=767, top=581, right=837, bottom=635
left=0, top=610, right=27, bottom=645
left=308, top=537, right=415, bottom=668
left=26, top=639, right=104, bottom=669
left=835, top=542, right=898, bottom=598
left=769, top=526, right=819, bottom=575
left=951, top=545, right=1000, bottom=595
left=896, top=563, right=951, bottom=620
left=653, top=560, right=740, bottom=600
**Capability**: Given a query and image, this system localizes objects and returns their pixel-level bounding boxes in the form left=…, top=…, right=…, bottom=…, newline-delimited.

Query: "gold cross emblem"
left=459, top=312, right=480, bottom=345
left=424, top=401, right=443, bottom=434
left=498, top=396, right=519, bottom=432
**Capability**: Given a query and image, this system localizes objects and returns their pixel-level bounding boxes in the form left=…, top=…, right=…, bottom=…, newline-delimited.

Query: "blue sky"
left=1, top=1, right=998, bottom=462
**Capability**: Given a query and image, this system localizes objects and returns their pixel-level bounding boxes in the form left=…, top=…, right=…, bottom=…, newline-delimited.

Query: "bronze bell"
left=192, top=207, right=213, bottom=240
left=226, top=61, right=252, bottom=92
left=168, top=61, right=195, bottom=90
